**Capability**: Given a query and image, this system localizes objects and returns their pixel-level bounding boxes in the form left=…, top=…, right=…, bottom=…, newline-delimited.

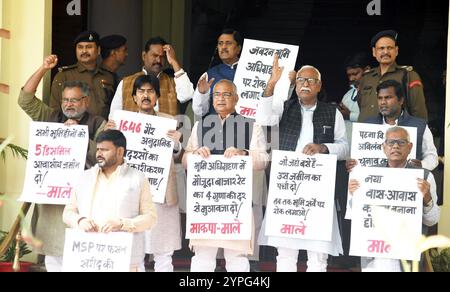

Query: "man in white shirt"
left=63, top=130, right=157, bottom=272
left=257, top=56, right=349, bottom=272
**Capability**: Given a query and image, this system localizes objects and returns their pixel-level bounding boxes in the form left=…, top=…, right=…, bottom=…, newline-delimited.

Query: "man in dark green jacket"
left=18, top=54, right=105, bottom=272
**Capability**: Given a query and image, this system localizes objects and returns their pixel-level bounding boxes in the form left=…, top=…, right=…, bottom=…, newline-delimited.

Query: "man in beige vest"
left=109, top=37, right=194, bottom=117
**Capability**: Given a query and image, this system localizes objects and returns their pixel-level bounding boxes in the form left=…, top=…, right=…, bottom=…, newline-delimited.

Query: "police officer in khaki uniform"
left=50, top=31, right=115, bottom=120
left=357, top=30, right=428, bottom=122
left=99, top=34, right=128, bottom=91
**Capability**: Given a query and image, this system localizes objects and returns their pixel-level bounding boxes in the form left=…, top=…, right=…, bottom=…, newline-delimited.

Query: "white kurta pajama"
left=183, top=116, right=269, bottom=272
left=257, top=96, right=349, bottom=272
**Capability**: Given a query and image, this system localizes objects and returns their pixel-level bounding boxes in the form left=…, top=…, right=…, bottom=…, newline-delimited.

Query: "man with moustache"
left=63, top=130, right=157, bottom=272
left=49, top=31, right=115, bottom=120
left=106, top=74, right=182, bottom=272
left=110, top=36, right=193, bottom=117
left=358, top=30, right=428, bottom=122
left=191, top=29, right=242, bottom=116
left=18, top=55, right=106, bottom=272
left=257, top=56, right=349, bottom=272
left=347, top=80, right=438, bottom=172
left=348, top=126, right=440, bottom=272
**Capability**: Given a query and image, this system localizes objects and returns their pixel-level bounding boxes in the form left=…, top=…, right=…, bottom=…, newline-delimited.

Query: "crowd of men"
left=16, top=28, right=443, bottom=272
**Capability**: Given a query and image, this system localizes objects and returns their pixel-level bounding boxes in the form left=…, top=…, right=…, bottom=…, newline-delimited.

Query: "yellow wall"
left=440, top=7, right=450, bottom=237
left=0, top=0, right=52, bottom=248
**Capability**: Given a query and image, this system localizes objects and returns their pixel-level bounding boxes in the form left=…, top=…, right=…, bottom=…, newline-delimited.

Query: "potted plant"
left=0, top=137, right=32, bottom=272
left=0, top=231, right=33, bottom=272
left=430, top=248, right=450, bottom=272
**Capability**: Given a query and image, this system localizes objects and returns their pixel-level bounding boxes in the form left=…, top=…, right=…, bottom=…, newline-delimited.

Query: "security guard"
left=357, top=30, right=428, bottom=122
left=50, top=31, right=115, bottom=120
left=99, top=34, right=128, bottom=91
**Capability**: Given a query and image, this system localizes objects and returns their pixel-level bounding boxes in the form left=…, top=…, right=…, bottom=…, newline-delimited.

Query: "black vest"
left=279, top=99, right=336, bottom=151
left=365, top=111, right=426, bottom=160
left=197, top=113, right=254, bottom=155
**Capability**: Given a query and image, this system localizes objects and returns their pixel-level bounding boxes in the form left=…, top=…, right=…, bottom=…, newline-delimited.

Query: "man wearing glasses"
left=257, top=56, right=349, bottom=272
left=18, top=55, right=106, bottom=272
left=183, top=79, right=269, bottom=272
left=348, top=126, right=440, bottom=272
left=347, top=80, right=438, bottom=172
left=357, top=30, right=428, bottom=122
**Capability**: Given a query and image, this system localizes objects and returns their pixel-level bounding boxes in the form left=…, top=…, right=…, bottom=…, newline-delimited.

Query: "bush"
left=430, top=248, right=450, bottom=272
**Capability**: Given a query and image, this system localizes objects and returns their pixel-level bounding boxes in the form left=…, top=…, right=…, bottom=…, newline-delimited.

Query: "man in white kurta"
left=63, top=130, right=157, bottom=272
left=257, top=59, right=349, bottom=272
left=183, top=79, right=269, bottom=272
left=107, top=74, right=182, bottom=272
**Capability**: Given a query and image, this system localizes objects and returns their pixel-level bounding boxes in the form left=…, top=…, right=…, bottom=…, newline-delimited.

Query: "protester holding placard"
left=18, top=55, right=106, bottom=272
left=107, top=74, right=182, bottom=272
left=63, top=130, right=157, bottom=272
left=183, top=79, right=269, bottom=272
left=347, top=80, right=438, bottom=172
left=348, top=126, right=440, bottom=272
left=257, top=59, right=349, bottom=272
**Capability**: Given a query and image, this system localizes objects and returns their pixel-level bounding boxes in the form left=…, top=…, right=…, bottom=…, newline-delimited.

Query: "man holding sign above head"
left=63, top=130, right=157, bottom=272
left=257, top=57, right=349, bottom=272
left=347, top=80, right=438, bottom=172
left=107, top=74, right=182, bottom=272
left=348, top=126, right=440, bottom=272
left=183, top=79, right=269, bottom=272
left=18, top=55, right=106, bottom=272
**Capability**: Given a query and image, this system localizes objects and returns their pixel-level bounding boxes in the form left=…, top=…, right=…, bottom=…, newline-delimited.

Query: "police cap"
left=370, top=30, right=398, bottom=48
left=99, top=35, right=127, bottom=50
left=73, top=31, right=100, bottom=46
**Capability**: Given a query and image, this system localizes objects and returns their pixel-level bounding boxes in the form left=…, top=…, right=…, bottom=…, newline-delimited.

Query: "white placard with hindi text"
left=234, top=39, right=299, bottom=119
left=186, top=155, right=253, bottom=240
left=62, top=229, right=133, bottom=272
left=345, top=123, right=418, bottom=220
left=19, top=122, right=88, bottom=205
left=349, top=167, right=423, bottom=261
left=351, top=123, right=417, bottom=167
left=113, top=110, right=177, bottom=204
left=265, top=150, right=337, bottom=241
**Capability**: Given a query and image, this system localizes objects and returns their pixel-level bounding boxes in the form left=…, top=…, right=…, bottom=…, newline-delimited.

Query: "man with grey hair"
left=18, top=55, right=106, bottom=272
left=257, top=55, right=349, bottom=272
left=182, top=79, right=269, bottom=272
left=348, top=126, right=440, bottom=272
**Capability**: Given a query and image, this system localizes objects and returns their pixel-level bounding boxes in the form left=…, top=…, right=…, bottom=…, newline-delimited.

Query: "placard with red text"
left=19, top=122, right=88, bottom=204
